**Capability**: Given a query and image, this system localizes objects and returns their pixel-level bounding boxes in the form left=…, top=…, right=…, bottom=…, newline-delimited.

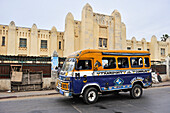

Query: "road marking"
left=71, top=104, right=82, bottom=113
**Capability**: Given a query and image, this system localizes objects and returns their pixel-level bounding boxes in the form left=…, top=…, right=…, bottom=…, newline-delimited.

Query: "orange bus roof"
left=68, top=49, right=150, bottom=58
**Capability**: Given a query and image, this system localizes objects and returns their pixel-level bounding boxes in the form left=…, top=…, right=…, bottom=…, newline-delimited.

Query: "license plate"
left=59, top=90, right=64, bottom=95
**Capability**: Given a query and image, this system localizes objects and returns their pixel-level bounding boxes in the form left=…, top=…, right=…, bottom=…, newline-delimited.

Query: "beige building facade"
left=0, top=3, right=169, bottom=61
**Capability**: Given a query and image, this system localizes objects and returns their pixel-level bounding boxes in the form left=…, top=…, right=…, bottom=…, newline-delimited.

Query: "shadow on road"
left=63, top=92, right=132, bottom=105
left=52, top=92, right=150, bottom=113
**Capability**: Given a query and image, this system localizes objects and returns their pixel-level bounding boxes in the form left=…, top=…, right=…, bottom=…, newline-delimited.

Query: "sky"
left=0, top=0, right=170, bottom=41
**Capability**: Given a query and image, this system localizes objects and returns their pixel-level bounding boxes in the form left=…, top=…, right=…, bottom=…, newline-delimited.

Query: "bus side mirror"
left=75, top=60, right=79, bottom=71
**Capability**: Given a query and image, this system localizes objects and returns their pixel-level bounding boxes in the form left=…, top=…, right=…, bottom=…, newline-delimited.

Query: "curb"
left=0, top=96, right=17, bottom=100
left=151, top=84, right=170, bottom=88
left=0, top=92, right=59, bottom=100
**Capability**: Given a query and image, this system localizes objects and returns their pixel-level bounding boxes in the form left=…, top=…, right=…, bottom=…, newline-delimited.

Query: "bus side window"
left=118, top=58, right=129, bottom=68
left=77, top=60, right=92, bottom=70
left=144, top=57, right=150, bottom=67
left=130, top=57, right=143, bottom=68
left=102, top=57, right=116, bottom=69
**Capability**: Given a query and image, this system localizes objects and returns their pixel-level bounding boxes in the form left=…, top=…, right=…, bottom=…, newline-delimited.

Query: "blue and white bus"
left=56, top=49, right=152, bottom=104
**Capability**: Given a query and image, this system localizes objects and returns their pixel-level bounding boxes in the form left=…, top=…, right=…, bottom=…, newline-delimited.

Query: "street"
left=0, top=86, right=170, bottom=113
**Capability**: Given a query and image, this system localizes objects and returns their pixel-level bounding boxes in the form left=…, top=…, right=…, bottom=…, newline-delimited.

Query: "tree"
left=161, top=34, right=169, bottom=42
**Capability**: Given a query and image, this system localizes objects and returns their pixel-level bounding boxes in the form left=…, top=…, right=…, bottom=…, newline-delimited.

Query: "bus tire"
left=83, top=87, right=98, bottom=104
left=130, top=84, right=143, bottom=99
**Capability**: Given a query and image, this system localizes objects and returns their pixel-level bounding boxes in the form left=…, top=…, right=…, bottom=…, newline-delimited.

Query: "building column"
left=166, top=56, right=170, bottom=79
left=112, top=10, right=122, bottom=50
left=141, top=38, right=147, bottom=50
left=7, top=21, right=16, bottom=55
left=150, top=35, right=159, bottom=61
left=131, top=37, right=137, bottom=50
left=50, top=26, right=57, bottom=56
left=29, top=24, right=38, bottom=56
left=80, top=3, right=94, bottom=49
left=63, top=12, right=75, bottom=57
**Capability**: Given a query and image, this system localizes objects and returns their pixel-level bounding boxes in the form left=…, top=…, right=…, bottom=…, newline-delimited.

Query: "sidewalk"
left=152, top=80, right=170, bottom=87
left=0, top=90, right=58, bottom=99
left=0, top=81, right=170, bottom=100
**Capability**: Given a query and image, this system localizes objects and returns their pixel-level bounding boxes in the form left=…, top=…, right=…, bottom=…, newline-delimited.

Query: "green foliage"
left=161, top=34, right=169, bottom=42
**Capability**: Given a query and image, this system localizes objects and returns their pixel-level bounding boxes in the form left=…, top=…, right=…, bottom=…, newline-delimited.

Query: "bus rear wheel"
left=83, top=87, right=98, bottom=104
left=130, top=84, right=143, bottom=99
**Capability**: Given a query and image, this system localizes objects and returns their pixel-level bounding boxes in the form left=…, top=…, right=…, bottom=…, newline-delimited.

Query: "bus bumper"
left=56, top=88, right=72, bottom=97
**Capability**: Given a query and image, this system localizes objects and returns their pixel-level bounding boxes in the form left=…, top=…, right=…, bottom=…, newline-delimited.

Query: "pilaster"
left=80, top=3, right=94, bottom=49
left=7, top=21, right=16, bottom=55
left=63, top=12, right=74, bottom=57
left=30, top=24, right=38, bottom=56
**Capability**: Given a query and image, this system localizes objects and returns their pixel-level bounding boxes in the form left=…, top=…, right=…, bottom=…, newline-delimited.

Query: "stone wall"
left=0, top=79, right=11, bottom=91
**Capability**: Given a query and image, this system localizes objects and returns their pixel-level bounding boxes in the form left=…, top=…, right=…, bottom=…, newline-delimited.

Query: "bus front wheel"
left=130, top=84, right=143, bottom=99
left=83, top=87, right=98, bottom=104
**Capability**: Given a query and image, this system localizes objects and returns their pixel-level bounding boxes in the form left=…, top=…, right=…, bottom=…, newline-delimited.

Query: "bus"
left=56, top=49, right=152, bottom=104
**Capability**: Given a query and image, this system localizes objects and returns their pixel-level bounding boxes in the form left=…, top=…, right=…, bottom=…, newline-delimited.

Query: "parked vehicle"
left=56, top=49, right=152, bottom=104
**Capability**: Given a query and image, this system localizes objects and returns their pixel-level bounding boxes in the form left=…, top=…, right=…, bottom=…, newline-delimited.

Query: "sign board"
left=11, top=72, right=23, bottom=82
left=52, top=57, right=58, bottom=71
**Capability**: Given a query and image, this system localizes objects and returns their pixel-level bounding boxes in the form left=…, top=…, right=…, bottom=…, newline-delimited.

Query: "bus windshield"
left=61, top=58, right=76, bottom=72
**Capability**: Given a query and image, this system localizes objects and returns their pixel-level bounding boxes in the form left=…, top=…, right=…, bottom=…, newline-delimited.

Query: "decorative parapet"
left=40, top=48, right=48, bottom=52
left=18, top=47, right=27, bottom=51
left=93, top=13, right=113, bottom=26
left=158, top=41, right=168, bottom=47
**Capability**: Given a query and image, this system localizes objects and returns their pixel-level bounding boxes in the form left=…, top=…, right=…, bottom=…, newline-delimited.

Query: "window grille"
left=41, top=40, right=47, bottom=49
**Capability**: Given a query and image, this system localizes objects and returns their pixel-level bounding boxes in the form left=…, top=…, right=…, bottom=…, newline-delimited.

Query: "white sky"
left=0, top=0, right=170, bottom=41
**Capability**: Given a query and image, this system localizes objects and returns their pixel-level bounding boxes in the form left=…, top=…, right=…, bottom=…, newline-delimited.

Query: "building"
left=0, top=3, right=170, bottom=61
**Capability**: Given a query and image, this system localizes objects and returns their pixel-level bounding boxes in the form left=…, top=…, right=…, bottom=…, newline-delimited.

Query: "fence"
left=151, top=65, right=166, bottom=74
left=0, top=55, right=66, bottom=79
left=0, top=55, right=51, bottom=79
left=0, top=63, right=51, bottom=79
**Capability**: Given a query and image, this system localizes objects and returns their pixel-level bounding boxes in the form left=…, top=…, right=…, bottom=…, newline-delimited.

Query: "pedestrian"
left=151, top=68, right=159, bottom=83
left=157, top=71, right=162, bottom=82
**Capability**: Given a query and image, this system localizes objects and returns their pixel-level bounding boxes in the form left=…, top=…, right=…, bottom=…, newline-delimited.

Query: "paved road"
left=0, top=87, right=170, bottom=113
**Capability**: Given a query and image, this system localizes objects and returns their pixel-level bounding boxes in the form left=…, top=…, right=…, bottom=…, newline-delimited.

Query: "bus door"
left=94, top=57, right=117, bottom=89
left=73, top=59, right=94, bottom=93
